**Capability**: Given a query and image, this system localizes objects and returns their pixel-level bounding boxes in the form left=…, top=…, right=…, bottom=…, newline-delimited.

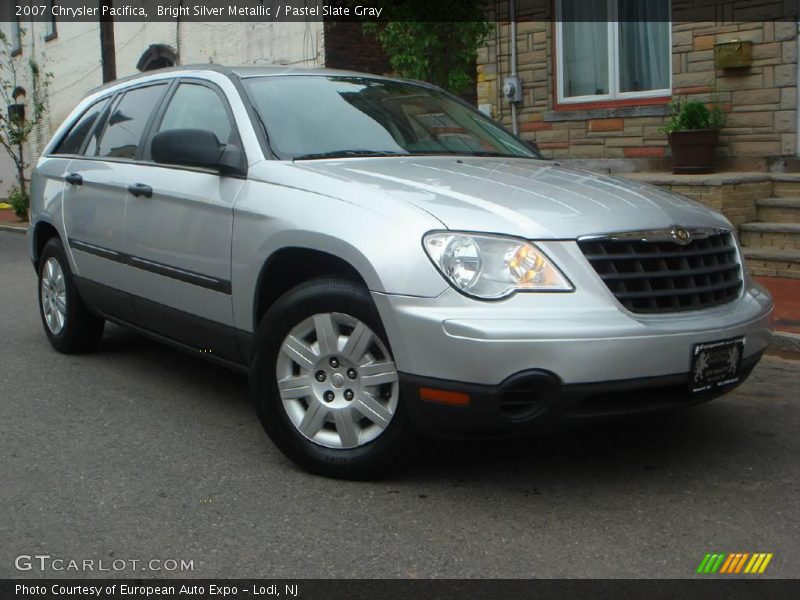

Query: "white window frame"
left=555, top=0, right=672, bottom=105
left=45, top=0, right=58, bottom=41
left=11, top=16, right=22, bottom=55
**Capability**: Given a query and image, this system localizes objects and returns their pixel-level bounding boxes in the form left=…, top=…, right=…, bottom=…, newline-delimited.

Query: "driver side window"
left=156, top=82, right=234, bottom=146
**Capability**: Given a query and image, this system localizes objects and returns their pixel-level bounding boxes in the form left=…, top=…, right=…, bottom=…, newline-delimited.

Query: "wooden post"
left=99, top=1, right=116, bottom=83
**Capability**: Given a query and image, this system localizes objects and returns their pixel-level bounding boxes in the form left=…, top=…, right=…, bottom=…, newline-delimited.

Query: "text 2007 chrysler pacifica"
left=29, top=66, right=773, bottom=478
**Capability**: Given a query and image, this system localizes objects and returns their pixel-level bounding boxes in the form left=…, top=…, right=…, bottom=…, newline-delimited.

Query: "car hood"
left=261, top=156, right=731, bottom=239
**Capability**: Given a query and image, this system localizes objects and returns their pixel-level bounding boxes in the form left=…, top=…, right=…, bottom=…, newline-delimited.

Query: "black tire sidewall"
left=251, top=278, right=411, bottom=479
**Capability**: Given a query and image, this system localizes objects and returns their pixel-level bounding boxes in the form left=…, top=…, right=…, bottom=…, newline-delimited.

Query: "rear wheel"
left=251, top=278, right=411, bottom=479
left=37, top=238, right=104, bottom=353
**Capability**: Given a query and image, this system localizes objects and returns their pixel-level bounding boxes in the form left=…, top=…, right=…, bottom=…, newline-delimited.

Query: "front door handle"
left=128, top=183, right=153, bottom=198
left=64, top=173, right=83, bottom=186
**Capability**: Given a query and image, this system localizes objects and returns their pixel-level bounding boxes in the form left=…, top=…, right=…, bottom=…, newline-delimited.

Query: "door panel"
left=62, top=158, right=132, bottom=292
left=123, top=79, right=245, bottom=348
left=62, top=83, right=169, bottom=318
left=123, top=164, right=243, bottom=328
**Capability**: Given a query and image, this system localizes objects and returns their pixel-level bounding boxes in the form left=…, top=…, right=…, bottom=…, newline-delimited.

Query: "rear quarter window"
left=52, top=97, right=110, bottom=155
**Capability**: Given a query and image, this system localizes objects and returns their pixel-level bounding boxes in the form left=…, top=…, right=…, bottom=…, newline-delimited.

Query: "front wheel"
left=250, top=278, right=412, bottom=479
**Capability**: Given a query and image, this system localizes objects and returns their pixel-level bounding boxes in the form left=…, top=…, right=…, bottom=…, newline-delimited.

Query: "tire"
left=37, top=238, right=105, bottom=353
left=250, top=278, right=412, bottom=479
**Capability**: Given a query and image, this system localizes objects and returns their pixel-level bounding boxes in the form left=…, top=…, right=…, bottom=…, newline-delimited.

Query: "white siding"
left=0, top=20, right=324, bottom=197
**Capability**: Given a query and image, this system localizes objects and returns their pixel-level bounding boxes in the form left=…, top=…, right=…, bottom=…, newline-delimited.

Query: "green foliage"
left=364, top=1, right=492, bottom=95
left=0, top=28, right=53, bottom=197
left=663, top=98, right=725, bottom=134
left=7, top=186, right=29, bottom=219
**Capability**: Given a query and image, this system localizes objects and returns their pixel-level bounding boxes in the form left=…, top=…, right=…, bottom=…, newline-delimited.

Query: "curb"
left=0, top=224, right=27, bottom=235
left=771, top=330, right=800, bottom=356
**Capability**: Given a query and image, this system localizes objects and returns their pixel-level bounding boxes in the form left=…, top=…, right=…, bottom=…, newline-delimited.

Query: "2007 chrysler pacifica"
left=29, top=66, right=773, bottom=478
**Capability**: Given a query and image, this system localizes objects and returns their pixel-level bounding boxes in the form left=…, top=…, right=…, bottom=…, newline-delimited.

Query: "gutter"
left=510, top=0, right=519, bottom=135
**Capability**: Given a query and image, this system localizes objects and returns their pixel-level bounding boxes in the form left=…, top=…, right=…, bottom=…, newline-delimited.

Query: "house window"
left=45, top=1, right=57, bottom=41
left=11, top=15, right=22, bottom=55
left=555, top=0, right=671, bottom=105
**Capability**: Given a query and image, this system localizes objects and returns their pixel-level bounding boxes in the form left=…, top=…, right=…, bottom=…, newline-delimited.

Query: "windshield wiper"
left=292, top=150, right=407, bottom=161
left=416, top=150, right=534, bottom=159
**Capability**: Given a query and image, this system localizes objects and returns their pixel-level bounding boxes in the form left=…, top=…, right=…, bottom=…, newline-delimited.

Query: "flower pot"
left=668, top=129, right=719, bottom=175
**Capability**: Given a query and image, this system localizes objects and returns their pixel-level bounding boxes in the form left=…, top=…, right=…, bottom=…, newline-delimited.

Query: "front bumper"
left=399, top=351, right=763, bottom=439
left=373, top=270, right=773, bottom=437
left=373, top=276, right=773, bottom=386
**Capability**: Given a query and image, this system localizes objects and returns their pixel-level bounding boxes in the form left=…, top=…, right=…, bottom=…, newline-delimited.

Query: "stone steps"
left=741, top=195, right=800, bottom=278
left=739, top=222, right=800, bottom=251
left=741, top=248, right=800, bottom=279
left=755, top=197, right=800, bottom=223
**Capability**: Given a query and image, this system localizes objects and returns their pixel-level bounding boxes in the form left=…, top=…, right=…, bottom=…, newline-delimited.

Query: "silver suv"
left=29, top=66, right=773, bottom=478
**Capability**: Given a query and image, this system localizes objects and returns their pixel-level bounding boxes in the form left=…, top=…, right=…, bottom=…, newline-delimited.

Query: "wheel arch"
left=253, top=246, right=372, bottom=328
left=32, top=220, right=62, bottom=271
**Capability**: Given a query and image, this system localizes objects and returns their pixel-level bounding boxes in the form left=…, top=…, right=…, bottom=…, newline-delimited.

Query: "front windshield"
left=243, top=75, right=540, bottom=161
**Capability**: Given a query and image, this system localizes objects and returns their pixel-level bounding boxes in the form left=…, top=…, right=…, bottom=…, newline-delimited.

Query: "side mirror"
left=151, top=129, right=245, bottom=176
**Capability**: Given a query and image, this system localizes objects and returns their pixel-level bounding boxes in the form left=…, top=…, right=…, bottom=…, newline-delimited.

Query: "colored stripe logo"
left=697, top=552, right=773, bottom=574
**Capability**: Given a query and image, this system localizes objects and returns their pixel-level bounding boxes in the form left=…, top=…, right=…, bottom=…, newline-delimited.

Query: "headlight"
left=423, top=232, right=573, bottom=299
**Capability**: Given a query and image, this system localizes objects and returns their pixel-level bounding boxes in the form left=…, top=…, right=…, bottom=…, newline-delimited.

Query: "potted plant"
left=663, top=98, right=724, bottom=174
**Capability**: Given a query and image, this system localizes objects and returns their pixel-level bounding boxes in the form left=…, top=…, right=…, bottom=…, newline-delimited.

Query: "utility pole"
left=99, top=0, right=116, bottom=83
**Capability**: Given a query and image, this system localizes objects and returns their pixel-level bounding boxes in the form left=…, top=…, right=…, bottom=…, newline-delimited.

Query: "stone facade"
left=477, top=3, right=799, bottom=172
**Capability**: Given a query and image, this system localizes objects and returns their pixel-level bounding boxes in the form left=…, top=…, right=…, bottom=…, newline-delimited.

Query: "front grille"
left=578, top=231, right=742, bottom=314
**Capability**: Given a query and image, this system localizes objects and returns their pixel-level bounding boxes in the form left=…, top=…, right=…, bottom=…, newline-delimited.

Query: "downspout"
left=510, top=0, right=519, bottom=135
left=176, top=0, right=182, bottom=64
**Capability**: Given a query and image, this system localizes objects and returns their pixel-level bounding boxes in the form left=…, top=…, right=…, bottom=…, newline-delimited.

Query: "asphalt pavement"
left=1, top=229, right=798, bottom=579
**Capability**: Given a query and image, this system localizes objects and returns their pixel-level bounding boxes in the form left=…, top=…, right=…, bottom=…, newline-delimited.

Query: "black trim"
left=69, top=239, right=122, bottom=260
left=399, top=351, right=764, bottom=440
left=68, top=238, right=232, bottom=294
left=73, top=276, right=251, bottom=371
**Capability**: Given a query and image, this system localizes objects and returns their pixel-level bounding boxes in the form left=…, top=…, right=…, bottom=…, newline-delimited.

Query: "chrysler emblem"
left=671, top=227, right=692, bottom=245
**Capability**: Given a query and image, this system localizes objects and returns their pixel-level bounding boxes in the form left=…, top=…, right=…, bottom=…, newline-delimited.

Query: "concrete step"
left=756, top=197, right=800, bottom=223
left=743, top=247, right=800, bottom=279
left=771, top=330, right=800, bottom=355
left=739, top=222, right=800, bottom=251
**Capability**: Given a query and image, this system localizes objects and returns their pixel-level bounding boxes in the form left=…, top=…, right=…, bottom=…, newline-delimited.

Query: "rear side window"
left=156, top=83, right=234, bottom=144
left=52, top=98, right=109, bottom=155
left=95, top=84, right=166, bottom=159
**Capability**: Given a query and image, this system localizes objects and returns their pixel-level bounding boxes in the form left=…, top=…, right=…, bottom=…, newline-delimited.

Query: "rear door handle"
left=128, top=183, right=153, bottom=198
left=64, top=173, right=83, bottom=186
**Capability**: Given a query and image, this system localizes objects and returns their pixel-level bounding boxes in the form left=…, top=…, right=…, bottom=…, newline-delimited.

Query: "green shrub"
left=8, top=186, right=29, bottom=220
left=663, top=98, right=724, bottom=134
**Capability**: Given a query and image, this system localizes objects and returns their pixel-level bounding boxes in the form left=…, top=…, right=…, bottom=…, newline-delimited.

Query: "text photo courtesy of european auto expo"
left=0, top=0, right=798, bottom=597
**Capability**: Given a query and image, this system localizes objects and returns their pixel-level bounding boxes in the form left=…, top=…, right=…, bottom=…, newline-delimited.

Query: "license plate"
left=690, top=337, right=745, bottom=393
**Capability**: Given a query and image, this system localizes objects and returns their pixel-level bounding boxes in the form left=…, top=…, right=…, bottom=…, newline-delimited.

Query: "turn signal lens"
left=419, top=387, right=471, bottom=406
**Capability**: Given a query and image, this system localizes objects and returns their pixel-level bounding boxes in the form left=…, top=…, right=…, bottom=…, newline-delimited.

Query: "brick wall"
left=477, top=2, right=799, bottom=171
